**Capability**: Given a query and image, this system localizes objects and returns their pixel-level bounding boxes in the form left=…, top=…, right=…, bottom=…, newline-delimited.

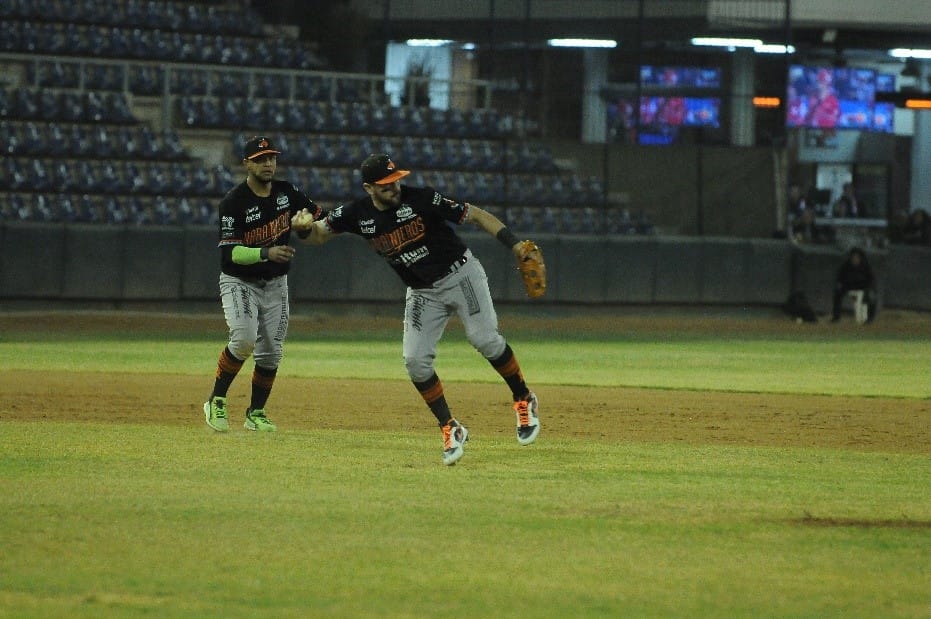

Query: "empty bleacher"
left=0, top=0, right=648, bottom=236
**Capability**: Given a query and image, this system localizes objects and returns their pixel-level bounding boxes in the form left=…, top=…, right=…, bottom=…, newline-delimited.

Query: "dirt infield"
left=4, top=309, right=929, bottom=455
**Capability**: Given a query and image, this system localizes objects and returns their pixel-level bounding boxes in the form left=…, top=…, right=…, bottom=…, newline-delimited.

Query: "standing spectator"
left=787, top=183, right=816, bottom=242
left=831, top=247, right=877, bottom=323
left=202, top=136, right=321, bottom=433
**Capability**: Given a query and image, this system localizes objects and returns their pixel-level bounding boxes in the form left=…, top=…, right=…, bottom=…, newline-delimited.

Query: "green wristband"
left=231, top=246, right=265, bottom=265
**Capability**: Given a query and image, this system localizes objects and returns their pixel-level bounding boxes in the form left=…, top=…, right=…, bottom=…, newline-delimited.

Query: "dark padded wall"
left=3, top=223, right=66, bottom=297
left=122, top=226, right=184, bottom=299
left=62, top=224, right=124, bottom=299
left=1, top=223, right=929, bottom=312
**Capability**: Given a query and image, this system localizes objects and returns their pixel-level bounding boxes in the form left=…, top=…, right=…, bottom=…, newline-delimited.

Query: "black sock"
left=413, top=373, right=453, bottom=426
left=211, top=347, right=243, bottom=399
left=250, top=365, right=277, bottom=410
left=489, top=344, right=529, bottom=401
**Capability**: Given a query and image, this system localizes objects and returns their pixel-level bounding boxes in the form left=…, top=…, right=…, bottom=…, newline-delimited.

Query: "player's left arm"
left=465, top=204, right=524, bottom=257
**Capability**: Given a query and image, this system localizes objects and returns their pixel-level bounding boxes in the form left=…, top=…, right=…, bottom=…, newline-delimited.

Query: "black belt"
left=238, top=274, right=281, bottom=284
left=447, top=254, right=469, bottom=274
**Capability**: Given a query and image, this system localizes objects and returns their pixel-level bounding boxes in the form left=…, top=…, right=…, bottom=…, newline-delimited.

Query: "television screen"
left=786, top=65, right=878, bottom=130
left=876, top=73, right=895, bottom=93
left=640, top=65, right=721, bottom=89
left=640, top=96, right=720, bottom=128
left=872, top=102, right=895, bottom=133
left=638, top=130, right=678, bottom=145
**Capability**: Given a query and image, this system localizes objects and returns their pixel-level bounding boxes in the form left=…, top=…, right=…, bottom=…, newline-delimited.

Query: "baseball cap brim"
left=371, top=169, right=410, bottom=185
left=245, top=149, right=281, bottom=160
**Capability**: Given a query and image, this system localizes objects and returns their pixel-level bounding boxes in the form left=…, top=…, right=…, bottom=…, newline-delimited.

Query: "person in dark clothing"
left=901, top=209, right=931, bottom=246
left=831, top=247, right=876, bottom=323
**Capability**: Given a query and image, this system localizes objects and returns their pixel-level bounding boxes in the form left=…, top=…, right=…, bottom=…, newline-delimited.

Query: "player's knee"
left=404, top=355, right=434, bottom=383
left=469, top=331, right=506, bottom=359
left=253, top=351, right=281, bottom=368
left=228, top=333, right=256, bottom=360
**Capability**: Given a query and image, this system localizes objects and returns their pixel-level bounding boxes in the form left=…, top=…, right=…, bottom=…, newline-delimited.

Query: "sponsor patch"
left=396, top=205, right=414, bottom=222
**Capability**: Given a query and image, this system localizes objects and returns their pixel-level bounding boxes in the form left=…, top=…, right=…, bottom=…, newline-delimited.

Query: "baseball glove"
left=515, top=240, right=546, bottom=298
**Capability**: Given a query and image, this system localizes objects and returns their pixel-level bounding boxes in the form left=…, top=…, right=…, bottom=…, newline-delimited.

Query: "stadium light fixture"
left=754, top=43, right=795, bottom=54
left=691, top=37, right=793, bottom=54
left=889, top=48, right=931, bottom=59
left=548, top=38, right=617, bottom=48
left=406, top=39, right=453, bottom=47
left=691, top=37, right=761, bottom=50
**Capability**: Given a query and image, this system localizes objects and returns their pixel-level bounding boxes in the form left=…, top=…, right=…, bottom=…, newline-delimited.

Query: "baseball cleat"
left=244, top=407, right=277, bottom=432
left=204, top=396, right=230, bottom=432
left=442, top=419, right=469, bottom=466
left=514, top=392, right=540, bottom=446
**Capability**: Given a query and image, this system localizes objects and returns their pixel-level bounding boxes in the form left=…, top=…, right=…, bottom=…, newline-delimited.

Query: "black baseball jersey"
left=326, top=185, right=469, bottom=288
left=218, top=179, right=320, bottom=279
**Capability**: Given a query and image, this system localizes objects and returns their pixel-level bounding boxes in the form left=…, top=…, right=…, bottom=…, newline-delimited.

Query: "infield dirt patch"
left=3, top=309, right=929, bottom=454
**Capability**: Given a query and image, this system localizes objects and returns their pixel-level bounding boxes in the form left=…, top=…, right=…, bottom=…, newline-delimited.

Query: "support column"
left=730, top=48, right=755, bottom=146
left=910, top=60, right=931, bottom=212
left=581, top=48, right=609, bottom=144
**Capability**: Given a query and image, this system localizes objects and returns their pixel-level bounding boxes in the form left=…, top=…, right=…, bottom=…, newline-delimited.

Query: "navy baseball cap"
left=361, top=153, right=410, bottom=185
left=243, top=136, right=281, bottom=160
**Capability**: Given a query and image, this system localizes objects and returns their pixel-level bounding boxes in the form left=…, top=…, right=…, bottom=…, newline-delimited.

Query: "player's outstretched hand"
left=267, top=245, right=296, bottom=263
left=291, top=209, right=315, bottom=231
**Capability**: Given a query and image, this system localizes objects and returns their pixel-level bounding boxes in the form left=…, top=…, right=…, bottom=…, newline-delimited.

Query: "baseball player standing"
left=203, top=136, right=321, bottom=432
left=291, top=153, right=540, bottom=465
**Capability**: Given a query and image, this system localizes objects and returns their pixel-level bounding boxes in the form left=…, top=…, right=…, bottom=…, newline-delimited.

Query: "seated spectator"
left=831, top=182, right=860, bottom=218
left=831, top=247, right=877, bottom=323
left=901, top=209, right=931, bottom=246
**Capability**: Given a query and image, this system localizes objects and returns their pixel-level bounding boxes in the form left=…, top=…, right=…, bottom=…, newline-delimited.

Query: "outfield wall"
left=2, top=222, right=930, bottom=313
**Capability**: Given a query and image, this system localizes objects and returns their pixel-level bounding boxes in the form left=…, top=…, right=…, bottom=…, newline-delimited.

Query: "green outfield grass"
left=1, top=313, right=930, bottom=617
left=4, top=329, right=930, bottom=398
left=2, top=423, right=929, bottom=618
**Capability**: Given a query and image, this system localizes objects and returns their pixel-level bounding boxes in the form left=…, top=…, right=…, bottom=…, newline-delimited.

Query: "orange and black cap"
left=243, top=136, right=281, bottom=160
left=361, top=153, right=410, bottom=185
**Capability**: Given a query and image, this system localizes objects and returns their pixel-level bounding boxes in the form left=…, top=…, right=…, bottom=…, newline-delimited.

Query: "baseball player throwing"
left=203, top=136, right=321, bottom=433
left=291, top=153, right=541, bottom=465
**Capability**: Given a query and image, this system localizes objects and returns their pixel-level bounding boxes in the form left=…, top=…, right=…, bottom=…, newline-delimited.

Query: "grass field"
left=1, top=308, right=929, bottom=618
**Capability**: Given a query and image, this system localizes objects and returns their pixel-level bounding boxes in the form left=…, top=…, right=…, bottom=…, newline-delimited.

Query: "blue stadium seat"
left=21, top=121, right=48, bottom=156
left=326, top=102, right=351, bottom=134
left=100, top=162, right=130, bottom=194
left=265, top=99, right=288, bottom=130
left=12, top=89, right=40, bottom=120
left=87, top=63, right=125, bottom=91
left=0, top=121, right=16, bottom=155
left=29, top=159, right=52, bottom=192
left=67, top=124, right=93, bottom=157
left=137, top=126, right=165, bottom=159
left=169, top=68, right=208, bottom=95
left=212, top=166, right=235, bottom=194
left=54, top=160, right=78, bottom=193
left=59, top=91, right=90, bottom=123
left=125, top=161, right=148, bottom=194
left=91, top=124, right=117, bottom=158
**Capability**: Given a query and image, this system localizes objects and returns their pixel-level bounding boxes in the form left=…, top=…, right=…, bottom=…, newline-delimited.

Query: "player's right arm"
left=291, top=209, right=335, bottom=245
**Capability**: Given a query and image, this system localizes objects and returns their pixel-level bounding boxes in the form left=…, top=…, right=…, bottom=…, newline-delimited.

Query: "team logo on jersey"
left=276, top=194, right=290, bottom=210
left=359, top=218, right=375, bottom=234
left=395, top=205, right=414, bottom=222
left=245, top=206, right=261, bottom=223
left=399, top=246, right=429, bottom=266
